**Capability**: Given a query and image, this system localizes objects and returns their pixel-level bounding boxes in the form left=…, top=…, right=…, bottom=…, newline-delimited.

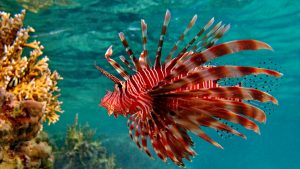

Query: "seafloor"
left=0, top=0, right=299, bottom=169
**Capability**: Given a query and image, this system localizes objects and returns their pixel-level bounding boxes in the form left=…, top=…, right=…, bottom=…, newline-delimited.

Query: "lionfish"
left=95, top=10, right=282, bottom=166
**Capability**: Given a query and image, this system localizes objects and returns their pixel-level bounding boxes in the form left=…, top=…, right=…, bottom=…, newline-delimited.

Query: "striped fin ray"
left=192, top=21, right=223, bottom=51
left=152, top=86, right=278, bottom=104
left=155, top=108, right=197, bottom=160
left=165, top=18, right=215, bottom=71
left=139, top=19, right=150, bottom=69
left=119, top=32, right=142, bottom=71
left=94, top=64, right=121, bottom=84
left=179, top=98, right=267, bottom=122
left=140, top=121, right=153, bottom=158
left=151, top=66, right=282, bottom=94
left=127, top=114, right=143, bottom=149
left=127, top=116, right=135, bottom=140
left=196, top=24, right=229, bottom=52
left=194, top=113, right=248, bottom=137
left=167, top=124, right=196, bottom=156
left=198, top=108, right=260, bottom=134
left=165, top=40, right=274, bottom=81
left=119, top=55, right=136, bottom=72
left=164, top=15, right=198, bottom=64
left=177, top=17, right=215, bottom=58
left=204, top=24, right=230, bottom=49
left=177, top=105, right=245, bottom=138
left=174, top=117, right=223, bottom=149
left=154, top=10, right=171, bottom=68
left=104, top=46, right=130, bottom=80
left=159, top=129, right=184, bottom=166
left=148, top=118, right=168, bottom=162
left=134, top=119, right=142, bottom=149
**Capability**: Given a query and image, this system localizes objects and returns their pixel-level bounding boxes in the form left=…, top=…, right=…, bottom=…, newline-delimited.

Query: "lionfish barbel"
left=96, top=10, right=282, bottom=166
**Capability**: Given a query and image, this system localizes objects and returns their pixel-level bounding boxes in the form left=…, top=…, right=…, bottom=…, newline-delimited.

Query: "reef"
left=0, top=88, right=45, bottom=145
left=53, top=114, right=119, bottom=169
left=0, top=10, right=63, bottom=124
left=0, top=131, right=54, bottom=169
left=0, top=10, right=62, bottom=168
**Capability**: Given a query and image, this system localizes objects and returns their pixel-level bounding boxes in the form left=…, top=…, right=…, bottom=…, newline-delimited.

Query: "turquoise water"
left=1, top=0, right=299, bottom=168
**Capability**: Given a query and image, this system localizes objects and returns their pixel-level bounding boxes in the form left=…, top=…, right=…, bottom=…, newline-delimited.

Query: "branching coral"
left=0, top=10, right=63, bottom=124
left=54, top=114, right=119, bottom=169
left=0, top=9, right=61, bottom=168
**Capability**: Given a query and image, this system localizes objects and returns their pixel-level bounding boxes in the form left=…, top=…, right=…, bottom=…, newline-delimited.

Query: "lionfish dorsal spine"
left=119, top=55, right=136, bottom=72
left=165, top=14, right=198, bottom=65
left=164, top=17, right=215, bottom=73
left=204, top=24, right=231, bottom=49
left=105, top=46, right=130, bottom=80
left=171, top=17, right=215, bottom=65
left=192, top=20, right=223, bottom=51
left=118, top=32, right=142, bottom=71
left=154, top=9, right=171, bottom=68
left=139, top=19, right=150, bottom=69
left=94, top=64, right=121, bottom=84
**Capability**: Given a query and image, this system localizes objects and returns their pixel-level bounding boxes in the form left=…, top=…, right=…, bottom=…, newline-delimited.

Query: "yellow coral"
left=0, top=10, right=63, bottom=124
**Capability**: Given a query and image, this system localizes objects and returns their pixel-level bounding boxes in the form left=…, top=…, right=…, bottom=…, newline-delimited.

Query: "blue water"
left=1, top=0, right=299, bottom=168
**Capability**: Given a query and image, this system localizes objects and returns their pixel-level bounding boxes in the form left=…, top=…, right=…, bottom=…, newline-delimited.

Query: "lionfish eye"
left=117, top=83, right=122, bottom=89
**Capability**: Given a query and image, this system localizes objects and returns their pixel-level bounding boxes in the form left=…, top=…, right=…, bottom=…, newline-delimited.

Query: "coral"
left=0, top=10, right=63, bottom=124
left=0, top=88, right=45, bottom=145
left=0, top=131, right=54, bottom=169
left=16, top=0, right=75, bottom=13
left=0, top=9, right=61, bottom=169
left=53, top=114, right=120, bottom=169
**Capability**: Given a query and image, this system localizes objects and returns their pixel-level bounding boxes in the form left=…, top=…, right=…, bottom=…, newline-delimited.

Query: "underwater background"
left=0, top=0, right=299, bottom=168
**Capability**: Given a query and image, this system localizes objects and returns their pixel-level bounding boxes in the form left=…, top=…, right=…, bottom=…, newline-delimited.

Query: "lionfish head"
left=100, top=84, right=123, bottom=117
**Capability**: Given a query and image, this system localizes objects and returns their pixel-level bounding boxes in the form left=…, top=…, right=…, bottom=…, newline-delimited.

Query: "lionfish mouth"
left=107, top=108, right=114, bottom=116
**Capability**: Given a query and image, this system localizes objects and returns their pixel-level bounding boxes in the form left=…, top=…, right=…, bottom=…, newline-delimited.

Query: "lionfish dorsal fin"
left=155, top=40, right=273, bottom=86
left=165, top=17, right=216, bottom=72
left=139, top=19, right=150, bottom=69
left=94, top=61, right=121, bottom=84
left=170, top=40, right=274, bottom=79
left=176, top=17, right=215, bottom=60
left=165, top=18, right=215, bottom=72
left=164, top=14, right=197, bottom=65
left=204, top=24, right=230, bottom=49
left=118, top=32, right=142, bottom=71
left=119, top=55, right=136, bottom=72
left=192, top=21, right=224, bottom=52
left=154, top=9, right=171, bottom=68
left=105, top=46, right=130, bottom=80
